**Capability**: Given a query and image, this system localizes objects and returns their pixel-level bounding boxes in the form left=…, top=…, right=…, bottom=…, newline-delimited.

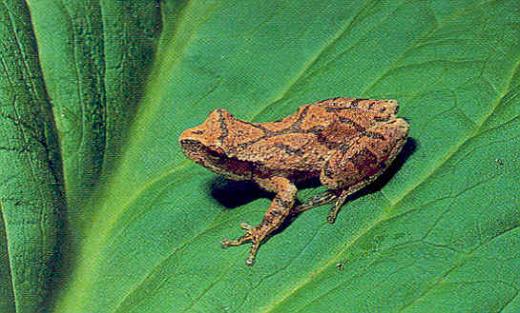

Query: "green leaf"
left=1, top=1, right=519, bottom=312
left=0, top=1, right=65, bottom=312
left=26, top=0, right=162, bottom=229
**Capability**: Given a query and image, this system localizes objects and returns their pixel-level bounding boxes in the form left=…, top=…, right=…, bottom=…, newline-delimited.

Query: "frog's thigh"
left=320, top=140, right=382, bottom=191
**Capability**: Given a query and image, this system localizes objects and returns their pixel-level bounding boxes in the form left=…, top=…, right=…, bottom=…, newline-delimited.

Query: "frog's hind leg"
left=325, top=180, right=370, bottom=224
left=290, top=181, right=367, bottom=224
left=318, top=135, right=392, bottom=223
left=221, top=176, right=297, bottom=266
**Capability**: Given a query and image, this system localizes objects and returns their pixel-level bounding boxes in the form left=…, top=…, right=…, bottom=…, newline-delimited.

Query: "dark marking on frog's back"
left=274, top=143, right=305, bottom=156
left=216, top=109, right=229, bottom=144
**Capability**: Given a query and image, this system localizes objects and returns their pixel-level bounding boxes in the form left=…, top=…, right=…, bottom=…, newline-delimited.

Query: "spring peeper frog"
left=179, top=97, right=409, bottom=265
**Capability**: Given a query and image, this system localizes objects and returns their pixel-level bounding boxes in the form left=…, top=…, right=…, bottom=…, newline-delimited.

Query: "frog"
left=179, top=97, right=409, bottom=265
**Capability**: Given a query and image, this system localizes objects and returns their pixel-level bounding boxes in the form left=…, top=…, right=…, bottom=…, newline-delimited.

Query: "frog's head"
left=179, top=108, right=240, bottom=176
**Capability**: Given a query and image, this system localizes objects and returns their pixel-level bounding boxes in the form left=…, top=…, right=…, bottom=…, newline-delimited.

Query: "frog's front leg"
left=221, top=176, right=297, bottom=266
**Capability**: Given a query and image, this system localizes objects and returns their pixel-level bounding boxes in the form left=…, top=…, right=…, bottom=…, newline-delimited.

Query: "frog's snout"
left=384, top=118, right=409, bottom=138
left=393, top=117, right=409, bottom=129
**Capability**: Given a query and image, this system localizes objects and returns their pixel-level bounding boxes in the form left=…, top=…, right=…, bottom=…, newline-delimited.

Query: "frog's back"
left=223, top=105, right=330, bottom=176
left=223, top=98, right=399, bottom=177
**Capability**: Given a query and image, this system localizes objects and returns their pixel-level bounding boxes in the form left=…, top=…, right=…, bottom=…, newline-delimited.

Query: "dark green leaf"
left=0, top=1, right=64, bottom=312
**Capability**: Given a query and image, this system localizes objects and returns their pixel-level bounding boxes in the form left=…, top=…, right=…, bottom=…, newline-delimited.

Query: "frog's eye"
left=208, top=149, right=222, bottom=160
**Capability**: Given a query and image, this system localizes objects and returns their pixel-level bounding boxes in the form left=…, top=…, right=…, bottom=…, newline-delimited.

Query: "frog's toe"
left=326, top=213, right=337, bottom=224
left=245, top=237, right=263, bottom=266
left=221, top=237, right=246, bottom=247
left=246, top=254, right=256, bottom=266
left=221, top=230, right=253, bottom=248
left=222, top=224, right=267, bottom=266
left=240, top=222, right=253, bottom=231
left=221, top=238, right=232, bottom=248
left=326, top=189, right=350, bottom=224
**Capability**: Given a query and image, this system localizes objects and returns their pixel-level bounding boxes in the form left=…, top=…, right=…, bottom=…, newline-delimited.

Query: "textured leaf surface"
left=27, top=0, right=162, bottom=227
left=1, top=1, right=519, bottom=313
left=0, top=1, right=64, bottom=313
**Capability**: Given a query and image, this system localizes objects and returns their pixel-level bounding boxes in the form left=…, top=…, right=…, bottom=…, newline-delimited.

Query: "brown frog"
left=179, top=97, right=409, bottom=265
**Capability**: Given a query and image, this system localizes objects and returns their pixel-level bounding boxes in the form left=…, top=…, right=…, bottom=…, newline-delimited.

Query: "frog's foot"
left=221, top=223, right=266, bottom=266
left=327, top=182, right=370, bottom=223
left=221, top=223, right=253, bottom=246
left=290, top=191, right=338, bottom=215
left=323, top=191, right=345, bottom=224
left=290, top=189, right=352, bottom=224
left=222, top=176, right=297, bottom=266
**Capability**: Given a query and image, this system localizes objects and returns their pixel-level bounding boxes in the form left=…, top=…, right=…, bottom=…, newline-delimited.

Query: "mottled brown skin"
left=179, top=97, right=409, bottom=265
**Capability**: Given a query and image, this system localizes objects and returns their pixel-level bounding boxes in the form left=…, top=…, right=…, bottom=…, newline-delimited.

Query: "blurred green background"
left=0, top=1, right=519, bottom=312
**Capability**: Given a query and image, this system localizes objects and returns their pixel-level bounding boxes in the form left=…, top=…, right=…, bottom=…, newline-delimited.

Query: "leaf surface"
left=27, top=0, right=162, bottom=222
left=0, top=1, right=64, bottom=312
